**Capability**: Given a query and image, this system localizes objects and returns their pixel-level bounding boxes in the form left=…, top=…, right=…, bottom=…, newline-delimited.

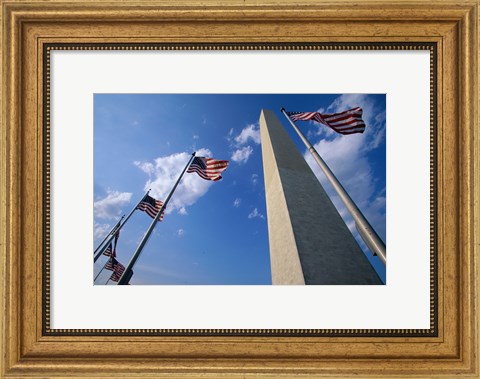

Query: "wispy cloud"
left=233, top=198, right=241, bottom=208
left=94, top=190, right=132, bottom=220
left=231, top=146, right=253, bottom=164
left=134, top=161, right=155, bottom=175
left=228, top=123, right=261, bottom=165
left=251, top=173, right=259, bottom=185
left=248, top=207, right=265, bottom=219
left=94, top=222, right=111, bottom=240
left=304, top=94, right=386, bottom=242
left=324, top=94, right=385, bottom=149
left=134, top=148, right=216, bottom=214
left=177, top=228, right=185, bottom=237
left=178, top=207, right=188, bottom=215
left=234, top=123, right=261, bottom=145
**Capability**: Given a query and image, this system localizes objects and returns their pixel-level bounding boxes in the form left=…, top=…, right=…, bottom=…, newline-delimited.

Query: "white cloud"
left=228, top=124, right=260, bottom=165
left=231, top=146, right=253, bottom=164
left=94, top=190, right=132, bottom=220
left=251, top=173, right=259, bottom=185
left=94, top=222, right=111, bottom=240
left=133, top=161, right=155, bottom=176
left=134, top=148, right=215, bottom=214
left=304, top=94, right=386, bottom=243
left=307, top=134, right=373, bottom=207
left=178, top=207, right=188, bottom=215
left=226, top=128, right=235, bottom=143
left=193, top=134, right=199, bottom=140
left=233, top=198, right=241, bottom=208
left=248, top=208, right=265, bottom=219
left=234, top=123, right=260, bottom=145
left=325, top=94, right=386, bottom=152
left=367, top=111, right=386, bottom=151
left=177, top=229, right=185, bottom=237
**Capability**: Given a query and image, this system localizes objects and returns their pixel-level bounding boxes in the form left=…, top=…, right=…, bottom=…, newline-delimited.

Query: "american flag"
left=102, top=230, right=120, bottom=257
left=187, top=156, right=229, bottom=181
left=105, top=257, right=125, bottom=282
left=286, top=107, right=366, bottom=135
left=102, top=242, right=113, bottom=257
left=136, top=194, right=165, bottom=222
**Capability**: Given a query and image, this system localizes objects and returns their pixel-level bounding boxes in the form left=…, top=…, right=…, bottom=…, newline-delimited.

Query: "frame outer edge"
left=0, top=2, right=5, bottom=377
left=0, top=1, right=477, bottom=22
left=468, top=1, right=480, bottom=377
left=458, top=1, right=478, bottom=375
left=2, top=1, right=21, bottom=376
left=0, top=0, right=479, bottom=377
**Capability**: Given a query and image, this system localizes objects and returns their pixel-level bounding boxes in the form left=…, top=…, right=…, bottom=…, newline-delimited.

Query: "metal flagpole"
left=94, top=230, right=121, bottom=283
left=117, top=152, right=197, bottom=285
left=93, top=215, right=124, bottom=256
left=94, top=264, right=106, bottom=282
left=94, top=256, right=111, bottom=282
left=93, top=190, right=150, bottom=263
left=280, top=108, right=386, bottom=265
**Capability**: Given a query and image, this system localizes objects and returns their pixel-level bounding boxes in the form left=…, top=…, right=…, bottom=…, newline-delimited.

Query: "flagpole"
left=117, top=152, right=196, bottom=285
left=93, top=190, right=150, bottom=263
left=280, top=108, right=386, bottom=265
left=94, top=229, right=121, bottom=283
left=93, top=215, right=124, bottom=256
left=94, top=257, right=111, bottom=282
left=94, top=264, right=106, bottom=282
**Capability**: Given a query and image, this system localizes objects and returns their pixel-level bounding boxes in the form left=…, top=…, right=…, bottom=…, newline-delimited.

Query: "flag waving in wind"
left=105, top=257, right=125, bottom=282
left=187, top=156, right=229, bottom=181
left=102, top=241, right=113, bottom=257
left=102, top=230, right=119, bottom=257
left=136, top=194, right=165, bottom=222
left=286, top=107, right=366, bottom=135
left=103, top=230, right=126, bottom=283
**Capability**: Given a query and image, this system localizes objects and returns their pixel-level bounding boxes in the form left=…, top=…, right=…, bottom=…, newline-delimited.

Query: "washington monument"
left=259, top=109, right=382, bottom=285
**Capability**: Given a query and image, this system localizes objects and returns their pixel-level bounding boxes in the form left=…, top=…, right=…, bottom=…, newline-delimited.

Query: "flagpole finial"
left=192, top=152, right=196, bottom=156
left=280, top=107, right=286, bottom=112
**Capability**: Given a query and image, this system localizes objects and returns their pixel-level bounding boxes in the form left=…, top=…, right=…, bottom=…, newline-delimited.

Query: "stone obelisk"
left=259, top=109, right=382, bottom=285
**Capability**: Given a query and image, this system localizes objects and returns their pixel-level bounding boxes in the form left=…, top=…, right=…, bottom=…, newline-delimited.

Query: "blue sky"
left=93, top=94, right=386, bottom=285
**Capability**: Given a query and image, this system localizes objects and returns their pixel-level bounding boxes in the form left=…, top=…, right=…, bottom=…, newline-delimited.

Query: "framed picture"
left=1, top=1, right=478, bottom=377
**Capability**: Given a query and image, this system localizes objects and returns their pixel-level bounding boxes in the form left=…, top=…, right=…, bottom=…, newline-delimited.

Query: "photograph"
left=93, top=94, right=386, bottom=285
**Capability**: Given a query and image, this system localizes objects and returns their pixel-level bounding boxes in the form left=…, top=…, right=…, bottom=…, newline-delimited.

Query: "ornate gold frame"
left=1, top=0, right=478, bottom=377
